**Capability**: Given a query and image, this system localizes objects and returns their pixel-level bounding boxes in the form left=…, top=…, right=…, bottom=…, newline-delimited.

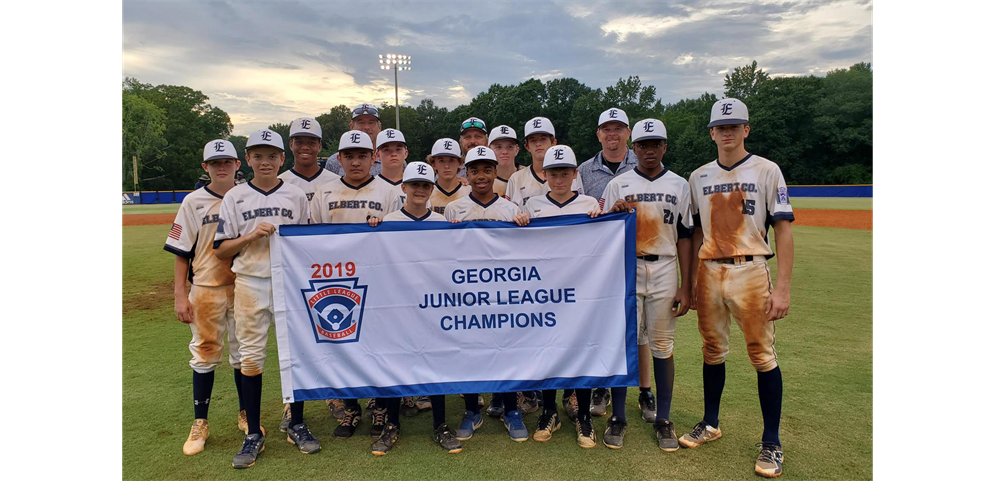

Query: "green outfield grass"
left=123, top=224, right=872, bottom=480
left=124, top=203, right=182, bottom=215
left=788, top=197, right=872, bottom=210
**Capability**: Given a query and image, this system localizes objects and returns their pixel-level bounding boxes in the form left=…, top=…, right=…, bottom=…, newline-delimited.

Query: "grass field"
left=123, top=220, right=872, bottom=480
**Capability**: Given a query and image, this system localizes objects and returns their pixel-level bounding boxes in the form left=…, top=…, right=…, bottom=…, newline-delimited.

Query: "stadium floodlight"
left=378, top=53, right=413, bottom=130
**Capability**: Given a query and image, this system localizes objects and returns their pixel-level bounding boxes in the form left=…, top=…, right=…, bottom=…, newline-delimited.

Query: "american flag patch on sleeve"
left=168, top=223, right=183, bottom=240
left=598, top=198, right=606, bottom=210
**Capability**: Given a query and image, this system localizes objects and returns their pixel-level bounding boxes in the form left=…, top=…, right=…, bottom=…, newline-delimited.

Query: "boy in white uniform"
left=427, top=138, right=471, bottom=215
left=213, top=129, right=315, bottom=468
left=375, top=128, right=409, bottom=208
left=310, top=130, right=401, bottom=225
left=167, top=139, right=244, bottom=456
left=488, top=125, right=523, bottom=198
left=505, top=117, right=584, bottom=208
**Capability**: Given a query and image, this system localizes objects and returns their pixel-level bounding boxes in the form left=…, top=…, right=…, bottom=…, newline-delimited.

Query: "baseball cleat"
left=562, top=392, right=579, bottom=421
left=485, top=395, right=505, bottom=418
left=678, top=421, right=722, bottom=448
left=502, top=409, right=529, bottom=442
left=519, top=391, right=540, bottom=414
left=590, top=388, right=611, bottom=417
left=286, top=422, right=321, bottom=454
left=415, top=396, right=433, bottom=411
left=231, top=432, right=265, bottom=469
left=371, top=423, right=400, bottom=456
left=654, top=419, right=680, bottom=452
left=533, top=411, right=561, bottom=442
left=603, top=415, right=627, bottom=449
left=326, top=399, right=346, bottom=420
left=401, top=397, right=420, bottom=417
left=755, top=442, right=784, bottom=478
left=370, top=404, right=388, bottom=437
left=237, top=410, right=248, bottom=434
left=638, top=391, right=657, bottom=423
left=182, top=419, right=209, bottom=455
left=279, top=403, right=292, bottom=433
left=575, top=415, right=596, bottom=449
left=335, top=407, right=361, bottom=438
left=456, top=410, right=483, bottom=441
left=433, top=423, right=463, bottom=454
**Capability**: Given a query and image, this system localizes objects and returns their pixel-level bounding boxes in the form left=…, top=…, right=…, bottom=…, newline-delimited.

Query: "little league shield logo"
left=301, top=278, right=368, bottom=343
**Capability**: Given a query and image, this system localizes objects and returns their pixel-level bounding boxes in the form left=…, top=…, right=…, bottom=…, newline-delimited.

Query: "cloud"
left=673, top=53, right=695, bottom=65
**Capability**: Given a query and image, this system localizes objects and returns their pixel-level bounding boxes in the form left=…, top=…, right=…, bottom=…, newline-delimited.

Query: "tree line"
left=123, top=61, right=871, bottom=191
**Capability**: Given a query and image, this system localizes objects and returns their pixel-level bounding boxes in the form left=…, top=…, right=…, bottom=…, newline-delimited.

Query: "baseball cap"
left=403, top=161, right=435, bottom=183
left=430, top=138, right=461, bottom=159
left=488, top=125, right=517, bottom=144
left=542, top=145, right=578, bottom=170
left=289, top=117, right=322, bottom=139
left=598, top=107, right=629, bottom=128
left=203, top=139, right=238, bottom=161
left=376, top=128, right=407, bottom=149
left=708, top=98, right=749, bottom=128
left=246, top=129, right=285, bottom=151
left=631, top=119, right=668, bottom=142
left=524, top=116, right=555, bottom=139
left=464, top=146, right=498, bottom=166
left=352, top=103, right=380, bottom=119
left=338, top=129, right=375, bottom=152
left=460, top=117, right=487, bottom=135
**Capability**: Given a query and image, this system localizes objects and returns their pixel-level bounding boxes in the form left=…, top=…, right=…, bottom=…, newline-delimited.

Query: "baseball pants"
left=188, top=284, right=241, bottom=373
left=696, top=257, right=778, bottom=372
left=636, top=256, right=679, bottom=359
left=233, top=275, right=274, bottom=377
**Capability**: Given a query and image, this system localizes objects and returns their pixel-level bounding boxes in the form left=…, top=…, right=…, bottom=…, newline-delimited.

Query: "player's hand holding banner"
left=270, top=213, right=637, bottom=402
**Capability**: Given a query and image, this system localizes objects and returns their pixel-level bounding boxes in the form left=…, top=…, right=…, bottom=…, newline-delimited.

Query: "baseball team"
left=163, top=98, right=795, bottom=477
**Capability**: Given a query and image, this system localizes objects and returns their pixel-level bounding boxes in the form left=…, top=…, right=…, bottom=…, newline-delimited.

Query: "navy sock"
left=290, top=401, right=304, bottom=426
left=344, top=398, right=361, bottom=411
left=232, top=369, right=245, bottom=410
left=610, top=387, right=627, bottom=423
left=502, top=392, right=518, bottom=412
left=386, top=397, right=401, bottom=425
left=757, top=366, right=783, bottom=445
left=703, top=362, right=726, bottom=428
left=541, top=390, right=557, bottom=415
left=575, top=389, right=592, bottom=418
left=563, top=388, right=575, bottom=398
left=654, top=357, right=675, bottom=420
left=431, top=395, right=446, bottom=429
left=241, top=373, right=263, bottom=435
left=192, top=371, right=214, bottom=419
left=464, top=393, right=480, bottom=413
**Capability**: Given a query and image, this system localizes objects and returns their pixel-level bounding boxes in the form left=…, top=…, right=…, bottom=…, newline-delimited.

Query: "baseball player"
left=488, top=125, right=524, bottom=198
left=443, top=146, right=529, bottom=442
left=213, top=129, right=316, bottom=468
left=276, top=117, right=341, bottom=430
left=166, top=139, right=245, bottom=456
left=375, top=128, right=411, bottom=208
left=324, top=103, right=383, bottom=176
left=577, top=108, right=640, bottom=418
left=505, top=117, right=584, bottom=208
left=370, top=162, right=463, bottom=455
left=511, top=145, right=601, bottom=449
left=602, top=119, right=693, bottom=451
left=427, top=138, right=470, bottom=215
left=681, top=98, right=794, bottom=478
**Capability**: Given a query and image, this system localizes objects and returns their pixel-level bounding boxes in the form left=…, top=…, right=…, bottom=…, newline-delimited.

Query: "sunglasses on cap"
left=461, top=119, right=486, bottom=132
left=353, top=104, right=379, bottom=118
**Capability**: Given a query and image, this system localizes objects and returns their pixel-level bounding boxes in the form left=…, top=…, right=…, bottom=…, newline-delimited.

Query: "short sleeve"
left=525, top=197, right=539, bottom=218
left=600, top=179, right=619, bottom=213
left=506, top=175, right=522, bottom=206
left=164, top=197, right=198, bottom=258
left=766, top=165, right=794, bottom=222
left=677, top=181, right=694, bottom=238
left=688, top=174, right=702, bottom=227
left=213, top=194, right=240, bottom=248
left=299, top=192, right=311, bottom=225
left=308, top=187, right=323, bottom=224
left=573, top=171, right=585, bottom=196
left=443, top=202, right=456, bottom=222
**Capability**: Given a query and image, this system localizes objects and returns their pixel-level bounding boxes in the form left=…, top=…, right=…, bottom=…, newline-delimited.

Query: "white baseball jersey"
left=278, top=168, right=340, bottom=202
left=165, top=187, right=236, bottom=287
left=429, top=182, right=471, bottom=215
left=444, top=193, right=520, bottom=222
left=494, top=175, right=511, bottom=198
left=383, top=208, right=447, bottom=222
left=689, top=154, right=794, bottom=260
left=214, top=181, right=309, bottom=278
left=525, top=192, right=600, bottom=218
left=505, top=166, right=584, bottom=208
left=602, top=168, right=693, bottom=258
left=310, top=176, right=400, bottom=224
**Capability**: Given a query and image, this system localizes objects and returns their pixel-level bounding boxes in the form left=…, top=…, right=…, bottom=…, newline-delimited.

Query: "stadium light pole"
left=379, top=53, right=412, bottom=130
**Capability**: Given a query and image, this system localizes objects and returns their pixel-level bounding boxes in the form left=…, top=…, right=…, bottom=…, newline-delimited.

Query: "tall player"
left=277, top=117, right=341, bottom=430
left=602, top=119, right=693, bottom=451
left=324, top=103, right=384, bottom=176
left=427, top=138, right=470, bottom=215
left=505, top=117, right=584, bottom=208
left=682, top=99, right=794, bottom=478
left=488, top=125, right=523, bottom=198
left=166, top=139, right=244, bottom=456
left=214, top=129, right=315, bottom=468
left=512, top=145, right=601, bottom=449
left=375, top=128, right=410, bottom=207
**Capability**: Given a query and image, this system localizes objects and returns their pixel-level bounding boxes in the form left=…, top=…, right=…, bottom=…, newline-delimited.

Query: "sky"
left=122, top=0, right=873, bottom=136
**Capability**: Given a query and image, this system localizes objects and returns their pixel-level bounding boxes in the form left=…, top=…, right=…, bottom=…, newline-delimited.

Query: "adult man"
left=457, top=117, right=489, bottom=180
left=682, top=98, right=794, bottom=478
left=324, top=103, right=383, bottom=177
left=576, top=108, right=645, bottom=418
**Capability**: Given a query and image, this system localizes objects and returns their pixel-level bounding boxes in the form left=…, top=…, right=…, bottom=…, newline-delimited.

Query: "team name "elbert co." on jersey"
left=701, top=182, right=758, bottom=196
left=327, top=200, right=384, bottom=211
left=201, top=214, right=220, bottom=225
left=242, top=207, right=297, bottom=221
left=623, top=193, right=679, bottom=205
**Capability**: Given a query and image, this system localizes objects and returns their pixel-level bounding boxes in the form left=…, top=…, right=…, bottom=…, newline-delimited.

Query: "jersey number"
left=741, top=199, right=756, bottom=215
left=663, top=209, right=674, bottom=225
left=311, top=262, right=356, bottom=278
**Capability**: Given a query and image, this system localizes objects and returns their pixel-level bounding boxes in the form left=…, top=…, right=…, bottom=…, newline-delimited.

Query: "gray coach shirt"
left=577, top=148, right=639, bottom=200
left=324, top=151, right=383, bottom=177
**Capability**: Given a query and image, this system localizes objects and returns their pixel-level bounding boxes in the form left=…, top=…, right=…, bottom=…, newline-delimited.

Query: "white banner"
left=271, top=213, right=637, bottom=402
